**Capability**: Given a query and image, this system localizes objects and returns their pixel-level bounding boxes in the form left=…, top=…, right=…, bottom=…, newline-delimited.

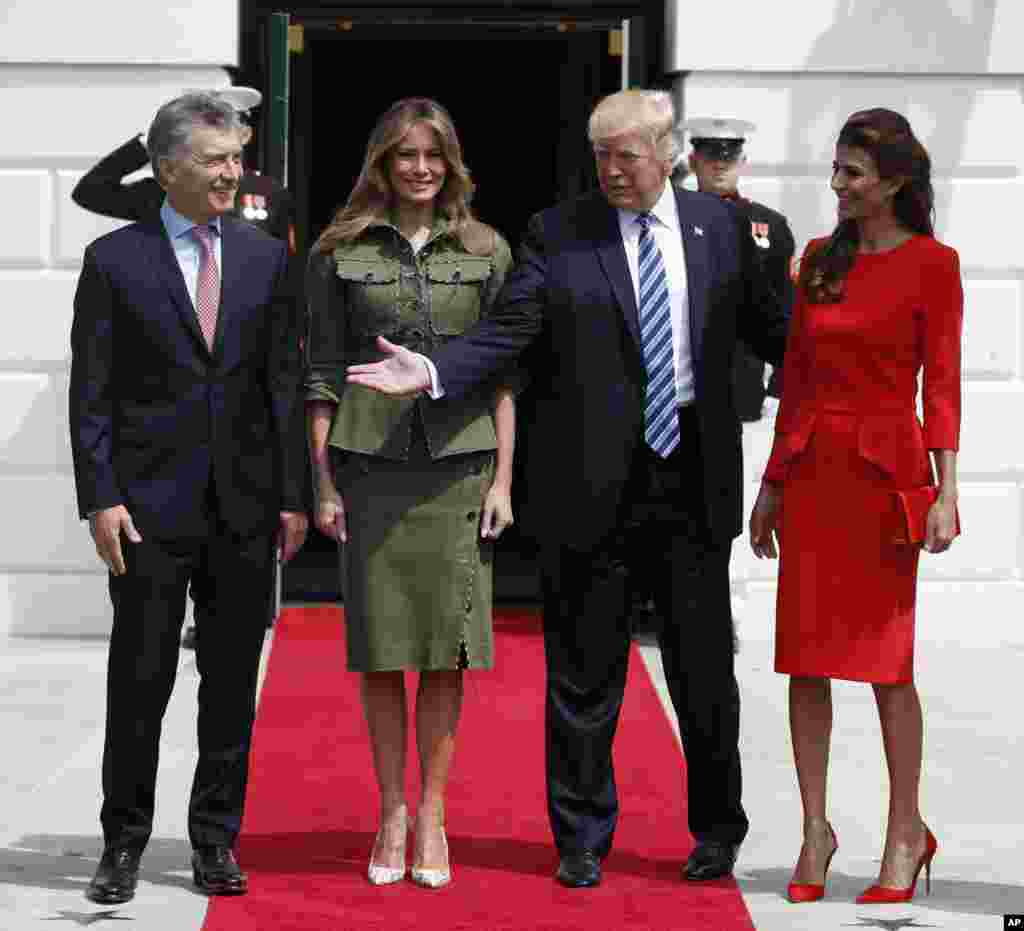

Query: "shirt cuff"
left=421, top=355, right=445, bottom=399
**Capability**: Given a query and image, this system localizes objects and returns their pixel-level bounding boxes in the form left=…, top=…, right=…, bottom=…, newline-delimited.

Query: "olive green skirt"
left=332, top=438, right=496, bottom=672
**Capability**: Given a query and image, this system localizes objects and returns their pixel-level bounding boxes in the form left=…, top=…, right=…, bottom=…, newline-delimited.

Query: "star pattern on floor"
left=44, top=911, right=134, bottom=926
left=843, top=918, right=940, bottom=930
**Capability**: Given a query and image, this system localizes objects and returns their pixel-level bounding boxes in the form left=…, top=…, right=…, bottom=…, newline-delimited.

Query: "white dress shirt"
left=616, top=182, right=694, bottom=406
left=160, top=199, right=223, bottom=307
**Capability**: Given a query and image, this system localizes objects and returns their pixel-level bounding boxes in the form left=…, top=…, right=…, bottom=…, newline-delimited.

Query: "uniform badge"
left=751, top=221, right=770, bottom=249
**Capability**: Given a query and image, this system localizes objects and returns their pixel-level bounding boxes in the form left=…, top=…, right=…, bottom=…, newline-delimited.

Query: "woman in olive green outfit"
left=305, top=98, right=516, bottom=889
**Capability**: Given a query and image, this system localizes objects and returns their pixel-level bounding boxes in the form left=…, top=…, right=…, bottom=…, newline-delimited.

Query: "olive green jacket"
left=305, top=217, right=515, bottom=460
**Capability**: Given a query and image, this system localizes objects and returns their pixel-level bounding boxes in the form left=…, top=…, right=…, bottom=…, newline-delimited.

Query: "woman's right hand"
left=749, top=482, right=781, bottom=559
left=316, top=486, right=348, bottom=543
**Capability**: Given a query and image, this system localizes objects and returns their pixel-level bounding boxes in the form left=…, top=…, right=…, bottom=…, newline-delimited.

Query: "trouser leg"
left=188, top=527, right=274, bottom=849
left=541, top=542, right=631, bottom=859
left=101, top=536, right=192, bottom=850
left=654, top=531, right=748, bottom=845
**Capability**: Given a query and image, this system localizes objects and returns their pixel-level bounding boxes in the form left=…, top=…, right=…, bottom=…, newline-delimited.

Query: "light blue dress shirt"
left=160, top=199, right=222, bottom=308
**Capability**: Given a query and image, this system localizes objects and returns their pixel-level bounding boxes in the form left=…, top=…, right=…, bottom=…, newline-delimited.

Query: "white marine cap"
left=681, top=117, right=756, bottom=160
left=682, top=117, right=756, bottom=141
left=183, top=86, right=263, bottom=114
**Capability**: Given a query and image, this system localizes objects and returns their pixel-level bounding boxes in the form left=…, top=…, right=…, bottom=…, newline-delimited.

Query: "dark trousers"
left=187, top=562, right=215, bottom=626
left=101, top=481, right=274, bottom=852
left=541, top=406, right=748, bottom=858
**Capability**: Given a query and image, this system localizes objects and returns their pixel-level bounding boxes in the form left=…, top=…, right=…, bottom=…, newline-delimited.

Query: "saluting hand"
left=346, top=336, right=432, bottom=398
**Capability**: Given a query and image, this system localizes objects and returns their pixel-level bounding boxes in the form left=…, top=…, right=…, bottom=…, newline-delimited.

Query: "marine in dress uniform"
left=71, top=87, right=297, bottom=651
left=682, top=118, right=795, bottom=421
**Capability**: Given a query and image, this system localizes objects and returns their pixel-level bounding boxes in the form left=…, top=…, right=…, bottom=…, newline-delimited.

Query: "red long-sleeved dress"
left=763, top=235, right=963, bottom=683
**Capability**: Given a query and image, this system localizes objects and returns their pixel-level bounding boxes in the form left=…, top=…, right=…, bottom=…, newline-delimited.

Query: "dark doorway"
left=291, top=20, right=623, bottom=252
left=259, top=13, right=624, bottom=600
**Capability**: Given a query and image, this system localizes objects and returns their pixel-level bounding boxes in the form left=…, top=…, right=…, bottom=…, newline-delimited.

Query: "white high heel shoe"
left=367, top=810, right=408, bottom=886
left=411, top=828, right=451, bottom=888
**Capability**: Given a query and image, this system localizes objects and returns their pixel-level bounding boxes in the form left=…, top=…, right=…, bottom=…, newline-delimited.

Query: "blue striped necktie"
left=636, top=212, right=679, bottom=457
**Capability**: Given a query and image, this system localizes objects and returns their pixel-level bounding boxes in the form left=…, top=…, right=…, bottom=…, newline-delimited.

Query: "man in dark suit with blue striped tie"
left=346, top=89, right=789, bottom=887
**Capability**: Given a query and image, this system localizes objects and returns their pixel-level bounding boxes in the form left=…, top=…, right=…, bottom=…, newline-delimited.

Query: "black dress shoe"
left=683, top=841, right=739, bottom=881
left=192, top=846, right=248, bottom=895
left=556, top=850, right=602, bottom=887
left=86, top=847, right=142, bottom=904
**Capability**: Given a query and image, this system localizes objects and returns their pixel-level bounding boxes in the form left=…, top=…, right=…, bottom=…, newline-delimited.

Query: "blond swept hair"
left=588, top=89, right=681, bottom=161
left=315, top=97, right=495, bottom=256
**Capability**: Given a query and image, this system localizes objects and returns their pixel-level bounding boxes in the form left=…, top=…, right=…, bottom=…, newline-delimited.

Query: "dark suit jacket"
left=71, top=136, right=295, bottom=243
left=70, top=216, right=305, bottom=540
left=430, top=188, right=789, bottom=549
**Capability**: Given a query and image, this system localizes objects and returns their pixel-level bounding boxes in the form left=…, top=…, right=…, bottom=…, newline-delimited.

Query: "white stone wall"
left=0, top=64, right=232, bottom=636
left=675, top=66, right=1024, bottom=644
left=666, top=0, right=1022, bottom=74
left=0, top=1, right=238, bottom=65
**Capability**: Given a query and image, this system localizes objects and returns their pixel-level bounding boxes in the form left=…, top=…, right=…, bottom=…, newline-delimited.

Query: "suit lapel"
left=592, top=198, right=641, bottom=350
left=142, top=221, right=210, bottom=355
left=676, top=189, right=710, bottom=369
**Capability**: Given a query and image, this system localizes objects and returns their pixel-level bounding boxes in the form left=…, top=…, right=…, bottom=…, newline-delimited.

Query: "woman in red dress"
left=749, top=109, right=962, bottom=905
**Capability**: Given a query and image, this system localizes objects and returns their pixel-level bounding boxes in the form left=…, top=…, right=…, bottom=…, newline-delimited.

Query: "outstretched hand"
left=346, top=336, right=432, bottom=398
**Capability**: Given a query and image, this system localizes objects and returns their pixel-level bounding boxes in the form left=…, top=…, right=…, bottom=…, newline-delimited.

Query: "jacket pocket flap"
left=426, top=258, right=492, bottom=284
left=334, top=258, right=399, bottom=284
left=773, top=409, right=817, bottom=464
left=858, top=415, right=929, bottom=482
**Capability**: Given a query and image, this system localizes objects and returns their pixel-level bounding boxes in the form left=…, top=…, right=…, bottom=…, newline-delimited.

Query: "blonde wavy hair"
left=588, top=89, right=681, bottom=162
left=315, top=97, right=495, bottom=256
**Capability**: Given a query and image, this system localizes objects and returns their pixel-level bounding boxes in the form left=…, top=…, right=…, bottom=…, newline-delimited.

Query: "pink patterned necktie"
left=191, top=225, right=219, bottom=349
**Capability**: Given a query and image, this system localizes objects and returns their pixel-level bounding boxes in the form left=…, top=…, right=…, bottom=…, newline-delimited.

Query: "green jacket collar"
left=370, top=210, right=454, bottom=247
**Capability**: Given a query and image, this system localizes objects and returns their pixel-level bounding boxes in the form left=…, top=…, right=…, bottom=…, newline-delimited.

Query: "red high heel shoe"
left=856, top=826, right=938, bottom=904
left=787, top=823, right=838, bottom=903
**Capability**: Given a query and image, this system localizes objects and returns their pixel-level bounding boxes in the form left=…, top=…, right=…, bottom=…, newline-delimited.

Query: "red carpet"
left=203, top=606, right=755, bottom=930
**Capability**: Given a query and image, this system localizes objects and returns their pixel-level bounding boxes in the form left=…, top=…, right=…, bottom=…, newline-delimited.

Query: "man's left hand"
left=277, top=510, right=308, bottom=564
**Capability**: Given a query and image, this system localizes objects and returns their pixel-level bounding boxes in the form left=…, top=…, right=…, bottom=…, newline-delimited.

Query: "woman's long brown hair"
left=799, top=108, right=934, bottom=303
